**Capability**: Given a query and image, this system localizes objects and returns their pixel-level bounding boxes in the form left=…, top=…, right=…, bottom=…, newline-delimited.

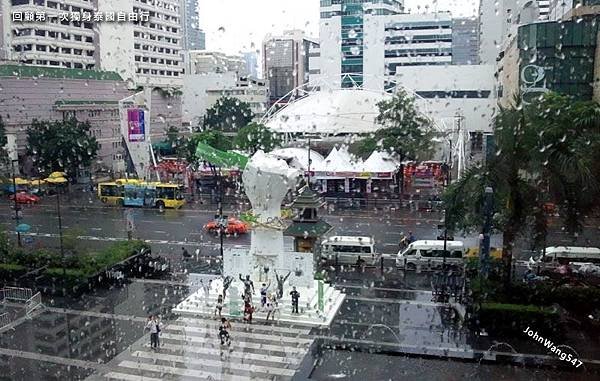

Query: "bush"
left=507, top=283, right=600, bottom=317
left=476, top=302, right=560, bottom=336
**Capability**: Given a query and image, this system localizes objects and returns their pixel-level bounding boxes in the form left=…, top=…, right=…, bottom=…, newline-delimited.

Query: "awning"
left=45, top=177, right=68, bottom=184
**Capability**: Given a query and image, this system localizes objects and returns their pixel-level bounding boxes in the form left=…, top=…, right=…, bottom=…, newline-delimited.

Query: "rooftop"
left=0, top=64, right=123, bottom=81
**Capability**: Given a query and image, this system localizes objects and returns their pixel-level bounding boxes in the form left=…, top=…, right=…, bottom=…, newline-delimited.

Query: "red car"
left=204, top=218, right=249, bottom=236
left=9, top=192, right=40, bottom=204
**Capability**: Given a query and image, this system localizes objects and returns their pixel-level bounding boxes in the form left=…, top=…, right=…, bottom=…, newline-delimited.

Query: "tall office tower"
left=242, top=51, right=259, bottom=78
left=263, top=30, right=318, bottom=104
left=452, top=17, right=479, bottom=65
left=0, top=0, right=97, bottom=69
left=182, top=0, right=203, bottom=50
left=319, top=0, right=405, bottom=88
left=95, top=0, right=184, bottom=87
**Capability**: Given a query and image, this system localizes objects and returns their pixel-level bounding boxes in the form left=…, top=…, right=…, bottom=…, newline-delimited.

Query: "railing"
left=0, top=313, right=11, bottom=329
left=25, top=292, right=42, bottom=317
left=0, top=287, right=33, bottom=302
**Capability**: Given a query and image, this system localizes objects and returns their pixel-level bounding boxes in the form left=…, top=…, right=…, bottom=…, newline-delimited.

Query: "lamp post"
left=11, top=159, right=21, bottom=247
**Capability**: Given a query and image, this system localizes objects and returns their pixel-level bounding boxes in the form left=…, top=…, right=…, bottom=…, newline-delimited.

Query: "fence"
left=0, top=287, right=33, bottom=302
left=25, top=292, right=42, bottom=317
left=0, top=313, right=11, bottom=330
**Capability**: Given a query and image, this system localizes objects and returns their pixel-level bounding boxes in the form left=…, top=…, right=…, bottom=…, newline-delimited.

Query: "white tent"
left=361, top=151, right=399, bottom=173
left=269, top=147, right=325, bottom=171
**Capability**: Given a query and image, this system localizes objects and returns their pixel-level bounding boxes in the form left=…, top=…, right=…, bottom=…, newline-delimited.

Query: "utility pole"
left=480, top=186, right=494, bottom=279
left=56, top=188, right=66, bottom=277
left=11, top=159, right=21, bottom=247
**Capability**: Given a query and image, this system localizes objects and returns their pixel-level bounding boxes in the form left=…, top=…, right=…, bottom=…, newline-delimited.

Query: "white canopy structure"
left=263, top=89, right=392, bottom=135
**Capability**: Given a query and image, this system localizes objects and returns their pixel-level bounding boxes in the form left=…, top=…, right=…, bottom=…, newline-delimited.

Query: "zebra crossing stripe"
left=116, top=360, right=271, bottom=381
left=155, top=342, right=302, bottom=365
left=174, top=317, right=312, bottom=336
left=160, top=332, right=309, bottom=355
left=104, top=372, right=162, bottom=381
left=165, top=325, right=313, bottom=344
left=131, top=350, right=297, bottom=377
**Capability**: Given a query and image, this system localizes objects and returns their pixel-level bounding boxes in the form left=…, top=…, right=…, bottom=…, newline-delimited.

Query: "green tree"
left=185, top=130, right=232, bottom=163
left=352, top=88, right=438, bottom=192
left=27, top=118, right=99, bottom=178
left=234, top=122, right=282, bottom=155
left=444, top=93, right=600, bottom=284
left=163, top=126, right=185, bottom=157
left=202, top=97, right=254, bottom=132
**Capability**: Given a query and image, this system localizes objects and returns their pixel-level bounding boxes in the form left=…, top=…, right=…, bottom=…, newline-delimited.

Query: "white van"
left=534, top=246, right=600, bottom=269
left=321, top=236, right=377, bottom=265
left=396, top=240, right=465, bottom=270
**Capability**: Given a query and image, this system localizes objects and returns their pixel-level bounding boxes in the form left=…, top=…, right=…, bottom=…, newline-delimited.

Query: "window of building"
left=36, top=45, right=47, bottom=51
left=85, top=36, right=93, bottom=43
left=470, top=132, right=484, bottom=153
left=47, top=1, right=57, bottom=8
left=74, top=63, right=83, bottom=68
left=61, top=33, right=70, bottom=39
left=35, top=29, right=45, bottom=37
left=84, top=22, right=93, bottom=29
left=62, top=47, right=71, bottom=54
left=48, top=31, right=58, bottom=38
left=11, top=0, right=29, bottom=5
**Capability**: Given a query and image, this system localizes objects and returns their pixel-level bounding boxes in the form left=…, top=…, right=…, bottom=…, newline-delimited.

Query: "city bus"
left=98, top=179, right=185, bottom=209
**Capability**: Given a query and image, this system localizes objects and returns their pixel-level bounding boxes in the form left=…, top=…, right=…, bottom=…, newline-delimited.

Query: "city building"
left=549, top=0, right=600, bottom=20
left=498, top=17, right=600, bottom=107
left=452, top=17, right=479, bottom=65
left=538, top=0, right=551, bottom=20
left=187, top=50, right=247, bottom=75
left=318, top=1, right=456, bottom=90
left=0, top=0, right=97, bottom=69
left=182, top=0, right=205, bottom=50
left=205, top=76, right=268, bottom=120
left=478, top=0, right=541, bottom=64
left=242, top=51, right=259, bottom=78
left=0, top=0, right=184, bottom=87
left=182, top=74, right=267, bottom=128
left=262, top=30, right=318, bottom=104
left=0, top=64, right=182, bottom=174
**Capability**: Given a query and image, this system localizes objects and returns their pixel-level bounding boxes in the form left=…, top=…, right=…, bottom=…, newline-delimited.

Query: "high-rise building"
left=182, top=0, right=204, bottom=50
left=452, top=18, right=479, bottom=65
left=242, top=51, right=259, bottom=78
left=263, top=30, right=318, bottom=104
left=318, top=2, right=454, bottom=91
left=549, top=0, right=600, bottom=20
left=0, top=0, right=184, bottom=87
left=319, top=0, right=405, bottom=89
left=0, top=0, right=97, bottom=69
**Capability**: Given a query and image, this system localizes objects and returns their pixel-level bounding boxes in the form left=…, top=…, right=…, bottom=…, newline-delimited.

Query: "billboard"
left=127, top=108, right=145, bottom=142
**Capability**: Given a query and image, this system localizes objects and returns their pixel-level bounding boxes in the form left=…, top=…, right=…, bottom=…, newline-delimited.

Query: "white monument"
left=174, top=151, right=345, bottom=326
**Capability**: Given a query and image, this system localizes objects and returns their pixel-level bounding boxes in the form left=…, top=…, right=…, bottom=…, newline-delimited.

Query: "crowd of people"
left=147, top=273, right=301, bottom=350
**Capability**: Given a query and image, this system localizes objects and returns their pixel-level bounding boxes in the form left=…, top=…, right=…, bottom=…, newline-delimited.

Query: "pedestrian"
left=290, top=286, right=300, bottom=314
left=265, top=294, right=277, bottom=322
left=215, top=294, right=223, bottom=319
left=243, top=300, right=255, bottom=324
left=195, top=248, right=201, bottom=261
left=399, top=232, right=408, bottom=250
left=182, top=247, right=192, bottom=261
left=274, top=270, right=291, bottom=299
left=260, top=280, right=271, bottom=309
left=408, top=231, right=416, bottom=244
left=146, top=315, right=161, bottom=350
left=355, top=256, right=366, bottom=272
left=218, top=317, right=232, bottom=346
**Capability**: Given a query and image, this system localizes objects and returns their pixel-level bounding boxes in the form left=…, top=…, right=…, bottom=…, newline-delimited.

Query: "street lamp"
left=54, top=185, right=66, bottom=277
left=10, top=159, right=21, bottom=247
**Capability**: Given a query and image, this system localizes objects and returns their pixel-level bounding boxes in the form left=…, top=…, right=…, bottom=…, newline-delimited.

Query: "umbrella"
left=48, top=171, right=67, bottom=179
left=16, top=223, right=31, bottom=233
left=45, top=177, right=68, bottom=184
left=13, top=178, right=30, bottom=185
left=30, top=179, right=47, bottom=186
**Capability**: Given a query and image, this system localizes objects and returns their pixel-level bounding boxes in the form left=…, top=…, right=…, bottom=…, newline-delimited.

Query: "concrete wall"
left=181, top=72, right=237, bottom=127
left=498, top=35, right=521, bottom=107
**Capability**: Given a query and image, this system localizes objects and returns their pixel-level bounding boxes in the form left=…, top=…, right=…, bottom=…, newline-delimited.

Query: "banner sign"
left=127, top=108, right=145, bottom=142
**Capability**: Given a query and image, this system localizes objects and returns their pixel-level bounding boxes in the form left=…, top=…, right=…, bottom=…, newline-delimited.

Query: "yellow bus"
left=98, top=179, right=185, bottom=209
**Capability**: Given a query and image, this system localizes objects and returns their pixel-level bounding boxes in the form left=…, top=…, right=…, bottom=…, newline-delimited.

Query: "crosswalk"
left=93, top=316, right=314, bottom=381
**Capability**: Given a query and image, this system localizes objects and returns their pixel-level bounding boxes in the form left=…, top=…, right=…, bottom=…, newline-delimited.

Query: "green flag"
left=195, top=142, right=248, bottom=168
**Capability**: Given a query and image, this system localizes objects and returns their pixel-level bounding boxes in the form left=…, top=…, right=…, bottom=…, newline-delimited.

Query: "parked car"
left=9, top=192, right=40, bottom=204
left=204, top=217, right=249, bottom=235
